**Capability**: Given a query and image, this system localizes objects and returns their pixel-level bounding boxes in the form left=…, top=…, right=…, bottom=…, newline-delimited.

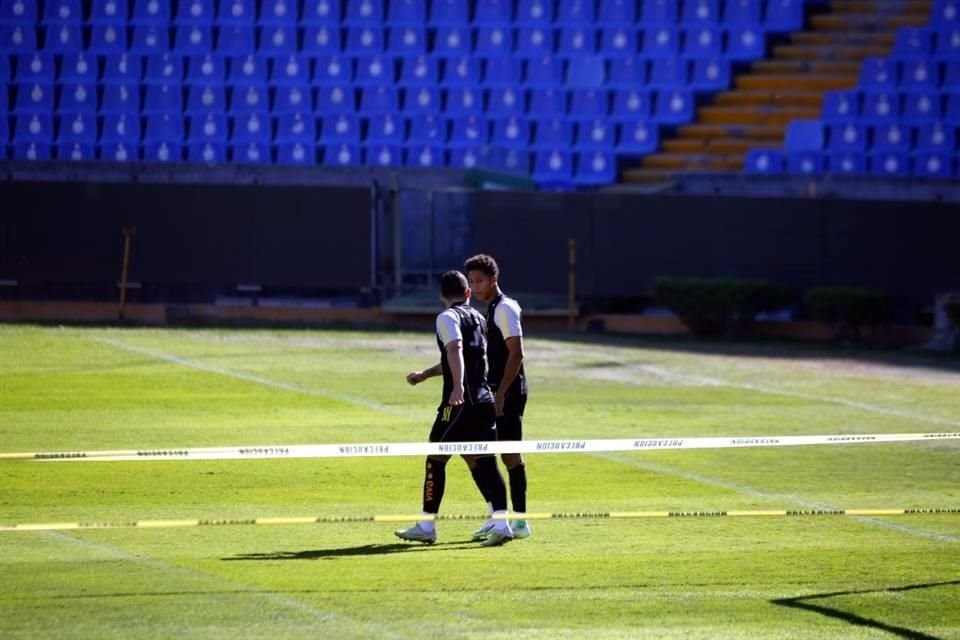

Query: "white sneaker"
left=471, top=519, right=496, bottom=541
left=511, top=519, right=531, bottom=539
left=394, top=523, right=436, bottom=544
left=479, top=526, right=514, bottom=547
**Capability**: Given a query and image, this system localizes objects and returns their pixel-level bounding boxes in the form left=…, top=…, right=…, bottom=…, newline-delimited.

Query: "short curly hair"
left=440, top=270, right=469, bottom=299
left=464, top=254, right=499, bottom=278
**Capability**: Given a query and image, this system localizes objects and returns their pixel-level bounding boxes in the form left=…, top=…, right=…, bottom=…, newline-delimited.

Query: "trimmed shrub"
left=803, top=287, right=892, bottom=343
left=654, top=277, right=794, bottom=338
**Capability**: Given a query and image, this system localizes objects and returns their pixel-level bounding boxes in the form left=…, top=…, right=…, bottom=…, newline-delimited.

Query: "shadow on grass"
left=222, top=539, right=482, bottom=561
left=771, top=579, right=960, bottom=640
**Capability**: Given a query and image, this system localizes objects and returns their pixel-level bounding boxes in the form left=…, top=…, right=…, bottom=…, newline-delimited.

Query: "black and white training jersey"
left=435, top=303, right=494, bottom=409
left=485, top=293, right=527, bottom=397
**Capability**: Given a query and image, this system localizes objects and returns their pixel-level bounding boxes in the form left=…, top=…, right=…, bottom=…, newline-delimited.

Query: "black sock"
left=508, top=464, right=527, bottom=514
left=475, top=456, right=507, bottom=512
left=422, top=457, right=447, bottom=514
left=470, top=464, right=494, bottom=505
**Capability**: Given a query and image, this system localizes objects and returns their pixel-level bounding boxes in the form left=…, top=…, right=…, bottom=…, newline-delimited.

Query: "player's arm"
left=444, top=340, right=465, bottom=406
left=495, top=336, right=524, bottom=415
left=406, top=362, right=441, bottom=385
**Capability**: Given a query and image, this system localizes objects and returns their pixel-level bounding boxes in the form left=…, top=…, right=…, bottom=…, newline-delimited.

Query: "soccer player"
left=464, top=254, right=531, bottom=541
left=396, top=270, right=514, bottom=547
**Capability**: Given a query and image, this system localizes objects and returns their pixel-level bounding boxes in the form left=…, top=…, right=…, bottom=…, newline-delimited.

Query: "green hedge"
left=654, top=277, right=794, bottom=338
left=803, top=287, right=892, bottom=342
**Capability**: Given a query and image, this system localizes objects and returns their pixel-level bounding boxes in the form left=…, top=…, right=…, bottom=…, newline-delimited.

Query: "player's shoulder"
left=497, top=294, right=523, bottom=316
left=436, top=307, right=461, bottom=324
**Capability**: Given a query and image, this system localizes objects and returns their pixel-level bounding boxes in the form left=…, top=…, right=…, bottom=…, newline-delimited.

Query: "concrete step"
left=828, top=0, right=932, bottom=15
left=735, top=74, right=858, bottom=91
left=662, top=138, right=775, bottom=154
left=789, top=31, right=895, bottom=46
left=676, top=123, right=786, bottom=140
left=621, top=167, right=741, bottom=183
left=774, top=44, right=892, bottom=59
left=714, top=91, right=824, bottom=107
left=698, top=105, right=822, bottom=125
left=810, top=13, right=929, bottom=30
left=642, top=153, right=745, bottom=171
left=751, top=59, right=864, bottom=74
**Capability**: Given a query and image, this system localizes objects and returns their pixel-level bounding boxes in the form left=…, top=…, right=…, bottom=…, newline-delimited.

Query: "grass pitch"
left=1, top=324, right=958, bottom=639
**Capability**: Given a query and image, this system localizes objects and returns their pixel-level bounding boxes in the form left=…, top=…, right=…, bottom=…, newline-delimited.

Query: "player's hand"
left=406, top=371, right=423, bottom=385
left=448, top=386, right=464, bottom=406
left=494, top=390, right=506, bottom=417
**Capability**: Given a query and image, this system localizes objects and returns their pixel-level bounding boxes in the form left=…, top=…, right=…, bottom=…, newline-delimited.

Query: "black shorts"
left=496, top=393, right=527, bottom=442
left=429, top=402, right=497, bottom=443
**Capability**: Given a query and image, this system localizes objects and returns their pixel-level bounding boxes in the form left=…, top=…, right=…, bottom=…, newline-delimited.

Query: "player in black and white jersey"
left=464, top=254, right=531, bottom=541
left=396, top=270, right=514, bottom=547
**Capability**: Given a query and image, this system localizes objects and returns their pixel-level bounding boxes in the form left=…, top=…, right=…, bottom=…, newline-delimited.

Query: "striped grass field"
left=1, top=324, right=958, bottom=639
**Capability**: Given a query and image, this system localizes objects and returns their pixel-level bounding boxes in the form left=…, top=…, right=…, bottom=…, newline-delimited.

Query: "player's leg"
left=395, top=454, right=450, bottom=543
left=499, top=394, right=530, bottom=538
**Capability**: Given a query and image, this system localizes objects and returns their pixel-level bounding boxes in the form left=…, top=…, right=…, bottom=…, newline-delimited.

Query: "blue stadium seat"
left=448, top=146, right=484, bottom=169
left=574, top=119, right=614, bottom=149
left=946, top=62, right=960, bottom=90
left=232, top=140, right=271, bottom=162
left=387, top=26, right=427, bottom=56
left=132, top=0, right=171, bottom=24
left=532, top=118, right=573, bottom=149
left=176, top=0, right=215, bottom=25
left=16, top=53, right=56, bottom=85
left=861, top=91, right=900, bottom=124
left=933, top=0, right=960, bottom=25
left=186, top=54, right=226, bottom=85
left=59, top=53, right=98, bottom=84
left=0, top=86, right=6, bottom=114
left=725, top=0, right=762, bottom=25
left=186, top=84, right=226, bottom=114
left=691, top=58, right=730, bottom=90
left=360, top=85, right=398, bottom=115
left=258, top=25, right=298, bottom=55
left=316, top=85, right=355, bottom=113
left=643, top=27, right=680, bottom=58
left=653, top=90, right=694, bottom=124
left=345, top=0, right=384, bottom=25
left=217, top=25, right=256, bottom=56
left=860, top=57, right=898, bottom=91
left=145, top=53, right=184, bottom=84
left=274, top=111, right=316, bottom=143
left=480, top=88, right=522, bottom=116
left=515, top=27, right=555, bottom=58
left=684, top=0, right=720, bottom=25
left=14, top=82, right=55, bottom=113
left=258, top=0, right=298, bottom=25
left=0, top=55, right=9, bottom=82
left=228, top=54, right=268, bottom=85
left=188, top=141, right=228, bottom=162
left=475, top=26, right=514, bottom=56
left=899, top=60, right=939, bottom=92
left=354, top=55, right=395, bottom=85
left=892, top=28, right=934, bottom=60
left=402, top=86, right=441, bottom=114
left=319, top=113, right=360, bottom=143
left=744, top=149, right=784, bottom=174
left=2, top=0, right=37, bottom=22
left=558, top=27, right=597, bottom=57
left=821, top=90, right=860, bottom=123
left=56, top=112, right=98, bottom=144
left=871, top=123, right=911, bottom=152
left=533, top=149, right=574, bottom=186
left=44, top=23, right=83, bottom=54
left=684, top=27, right=723, bottom=58
left=15, top=113, right=55, bottom=144
left=101, top=83, right=142, bottom=114
left=100, top=113, right=141, bottom=145
left=449, top=115, right=489, bottom=146
left=143, top=83, right=183, bottom=115
left=13, top=142, right=53, bottom=160
left=574, top=151, right=616, bottom=186
left=786, top=150, right=824, bottom=175
left=440, top=56, right=480, bottom=86
left=613, top=89, right=653, bottom=120
left=90, top=0, right=128, bottom=22
left=903, top=91, right=942, bottom=124
left=273, top=85, right=313, bottom=114
left=387, top=0, right=425, bottom=25
left=528, top=88, right=565, bottom=117
left=270, top=55, right=310, bottom=86
left=143, top=141, right=183, bottom=161
left=399, top=56, right=437, bottom=86
left=231, top=111, right=271, bottom=143
left=870, top=151, right=909, bottom=177
left=102, top=57, right=143, bottom=86
left=649, top=57, right=688, bottom=89
left=313, top=55, right=352, bottom=86
left=912, top=151, right=953, bottom=177
left=491, top=116, right=530, bottom=147
left=566, top=55, right=606, bottom=89
left=0, top=118, right=9, bottom=155
left=827, top=151, right=866, bottom=175
left=935, top=27, right=960, bottom=59
left=365, top=113, right=404, bottom=144
left=612, top=119, right=658, bottom=153
left=444, top=86, right=482, bottom=115
left=525, top=56, right=563, bottom=88
left=408, top=114, right=447, bottom=145
left=346, top=26, right=385, bottom=55
left=641, top=0, right=675, bottom=25
left=916, top=122, right=956, bottom=152
left=946, top=92, right=960, bottom=121
left=58, top=83, right=98, bottom=114
left=131, top=25, right=171, bottom=54
left=405, top=144, right=446, bottom=168
left=516, top=0, right=552, bottom=26
left=364, top=143, right=403, bottom=166
left=484, top=57, right=522, bottom=87
left=217, top=0, right=256, bottom=24
left=473, top=0, right=512, bottom=26
left=433, top=26, right=471, bottom=57
left=487, top=148, right=531, bottom=175
left=321, top=143, right=361, bottom=166
left=569, top=89, right=609, bottom=118
left=784, top=120, right=823, bottom=151
left=828, top=122, right=867, bottom=151
left=57, top=142, right=96, bottom=161
left=608, top=57, right=647, bottom=89
left=302, top=25, right=342, bottom=55
left=726, top=26, right=765, bottom=60
left=89, top=23, right=128, bottom=54
left=302, top=0, right=341, bottom=25
left=602, top=28, right=639, bottom=57
left=557, top=0, right=594, bottom=26
left=276, top=141, right=316, bottom=164
left=429, top=0, right=468, bottom=26
left=765, top=0, right=804, bottom=32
